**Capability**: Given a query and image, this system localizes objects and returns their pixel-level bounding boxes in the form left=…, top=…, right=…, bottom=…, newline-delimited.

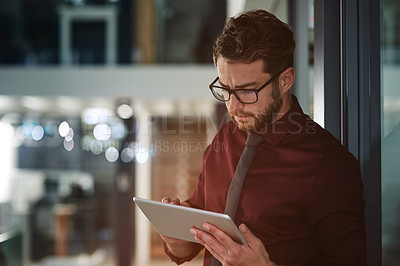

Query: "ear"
left=279, top=67, right=295, bottom=95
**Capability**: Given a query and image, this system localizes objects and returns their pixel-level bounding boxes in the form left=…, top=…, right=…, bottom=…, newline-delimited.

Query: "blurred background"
left=0, top=0, right=399, bottom=265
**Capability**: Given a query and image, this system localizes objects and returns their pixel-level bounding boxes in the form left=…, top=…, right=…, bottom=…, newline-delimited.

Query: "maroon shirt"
left=166, top=96, right=366, bottom=265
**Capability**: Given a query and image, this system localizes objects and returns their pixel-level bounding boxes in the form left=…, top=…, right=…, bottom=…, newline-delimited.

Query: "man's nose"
left=227, top=94, right=244, bottom=112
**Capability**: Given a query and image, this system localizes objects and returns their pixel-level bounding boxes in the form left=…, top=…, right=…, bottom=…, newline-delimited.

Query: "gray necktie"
left=210, top=133, right=263, bottom=266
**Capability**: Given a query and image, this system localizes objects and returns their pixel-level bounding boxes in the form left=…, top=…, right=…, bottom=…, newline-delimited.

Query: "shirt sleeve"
left=307, top=152, right=367, bottom=265
left=187, top=141, right=213, bottom=210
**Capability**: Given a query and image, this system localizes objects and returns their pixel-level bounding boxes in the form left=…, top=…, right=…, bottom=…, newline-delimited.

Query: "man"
left=161, top=9, right=366, bottom=266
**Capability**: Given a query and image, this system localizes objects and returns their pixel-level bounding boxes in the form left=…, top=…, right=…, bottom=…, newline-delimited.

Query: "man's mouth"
left=231, top=112, right=254, bottom=123
left=235, top=115, right=251, bottom=122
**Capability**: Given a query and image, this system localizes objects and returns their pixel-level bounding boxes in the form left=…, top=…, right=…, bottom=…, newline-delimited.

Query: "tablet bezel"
left=133, top=197, right=246, bottom=244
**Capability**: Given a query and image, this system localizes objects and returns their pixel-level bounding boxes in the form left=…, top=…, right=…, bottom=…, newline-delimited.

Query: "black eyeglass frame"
left=208, top=68, right=287, bottom=104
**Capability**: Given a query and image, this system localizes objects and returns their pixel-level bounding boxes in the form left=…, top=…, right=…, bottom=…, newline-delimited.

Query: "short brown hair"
left=213, top=9, right=295, bottom=74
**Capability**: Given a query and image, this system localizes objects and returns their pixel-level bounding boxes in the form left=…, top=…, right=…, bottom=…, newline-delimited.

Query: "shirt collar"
left=258, top=94, right=305, bottom=147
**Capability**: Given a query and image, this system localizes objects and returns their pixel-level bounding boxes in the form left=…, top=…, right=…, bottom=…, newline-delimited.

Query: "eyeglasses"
left=208, top=69, right=285, bottom=104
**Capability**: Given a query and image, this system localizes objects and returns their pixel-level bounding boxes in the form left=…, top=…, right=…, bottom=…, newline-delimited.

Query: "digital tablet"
left=133, top=197, right=246, bottom=244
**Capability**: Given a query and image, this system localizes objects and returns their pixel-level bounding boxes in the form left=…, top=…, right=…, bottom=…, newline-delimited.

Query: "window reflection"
left=0, top=0, right=226, bottom=65
left=0, top=97, right=130, bottom=265
left=0, top=96, right=215, bottom=265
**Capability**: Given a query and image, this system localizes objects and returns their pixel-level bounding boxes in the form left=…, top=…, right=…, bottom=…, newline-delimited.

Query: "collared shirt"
left=166, top=95, right=366, bottom=265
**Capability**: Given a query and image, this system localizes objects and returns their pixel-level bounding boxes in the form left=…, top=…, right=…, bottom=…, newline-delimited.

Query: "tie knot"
left=246, top=133, right=263, bottom=147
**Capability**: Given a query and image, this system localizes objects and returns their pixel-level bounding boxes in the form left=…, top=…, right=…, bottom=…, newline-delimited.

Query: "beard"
left=229, top=84, right=283, bottom=133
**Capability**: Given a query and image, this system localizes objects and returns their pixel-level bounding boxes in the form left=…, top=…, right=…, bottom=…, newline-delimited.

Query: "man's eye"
left=238, top=90, right=254, bottom=96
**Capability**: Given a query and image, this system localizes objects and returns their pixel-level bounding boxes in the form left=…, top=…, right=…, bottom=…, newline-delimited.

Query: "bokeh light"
left=63, top=139, right=74, bottom=151
left=65, top=128, right=74, bottom=142
left=93, top=124, right=111, bottom=141
left=136, top=147, right=149, bottom=164
left=59, top=121, right=70, bottom=137
left=0, top=122, right=15, bottom=139
left=121, top=147, right=134, bottom=163
left=105, top=147, right=119, bottom=162
left=90, top=139, right=103, bottom=155
left=82, top=108, right=111, bottom=125
left=116, top=104, right=133, bottom=119
left=16, top=126, right=27, bottom=140
left=32, top=125, right=44, bottom=141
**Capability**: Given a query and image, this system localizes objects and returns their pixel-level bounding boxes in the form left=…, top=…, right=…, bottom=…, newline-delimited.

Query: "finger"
left=161, top=197, right=171, bottom=203
left=204, top=223, right=240, bottom=248
left=200, top=224, right=235, bottom=255
left=190, top=227, right=225, bottom=262
left=239, top=224, right=256, bottom=245
left=190, top=226, right=224, bottom=251
left=239, top=224, right=266, bottom=253
left=170, top=197, right=181, bottom=205
left=200, top=239, right=224, bottom=263
left=161, top=197, right=181, bottom=205
left=204, top=223, right=246, bottom=263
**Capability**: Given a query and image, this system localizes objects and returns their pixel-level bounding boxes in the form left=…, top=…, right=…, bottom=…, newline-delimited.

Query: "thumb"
left=239, top=224, right=256, bottom=244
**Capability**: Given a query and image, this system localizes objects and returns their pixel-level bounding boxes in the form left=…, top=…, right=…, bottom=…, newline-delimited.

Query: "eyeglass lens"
left=211, top=81, right=258, bottom=103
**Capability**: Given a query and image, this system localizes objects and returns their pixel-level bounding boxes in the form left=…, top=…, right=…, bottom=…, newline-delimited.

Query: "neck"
left=273, top=92, right=293, bottom=123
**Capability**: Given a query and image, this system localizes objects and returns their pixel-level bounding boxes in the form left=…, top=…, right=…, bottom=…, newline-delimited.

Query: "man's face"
left=216, top=57, right=283, bottom=133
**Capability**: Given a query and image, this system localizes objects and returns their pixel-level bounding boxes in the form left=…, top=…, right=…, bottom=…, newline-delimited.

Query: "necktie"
left=210, top=133, right=263, bottom=266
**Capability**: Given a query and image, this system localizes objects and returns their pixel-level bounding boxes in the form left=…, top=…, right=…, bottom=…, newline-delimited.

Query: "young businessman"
left=161, top=9, right=366, bottom=266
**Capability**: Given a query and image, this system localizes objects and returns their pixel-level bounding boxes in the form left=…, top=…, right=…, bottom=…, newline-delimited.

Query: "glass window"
left=382, top=0, right=400, bottom=264
left=0, top=0, right=226, bottom=65
left=0, top=1, right=317, bottom=265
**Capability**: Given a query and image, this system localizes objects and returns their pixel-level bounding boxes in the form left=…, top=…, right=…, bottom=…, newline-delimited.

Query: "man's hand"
left=160, top=197, right=200, bottom=258
left=190, top=222, right=277, bottom=266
